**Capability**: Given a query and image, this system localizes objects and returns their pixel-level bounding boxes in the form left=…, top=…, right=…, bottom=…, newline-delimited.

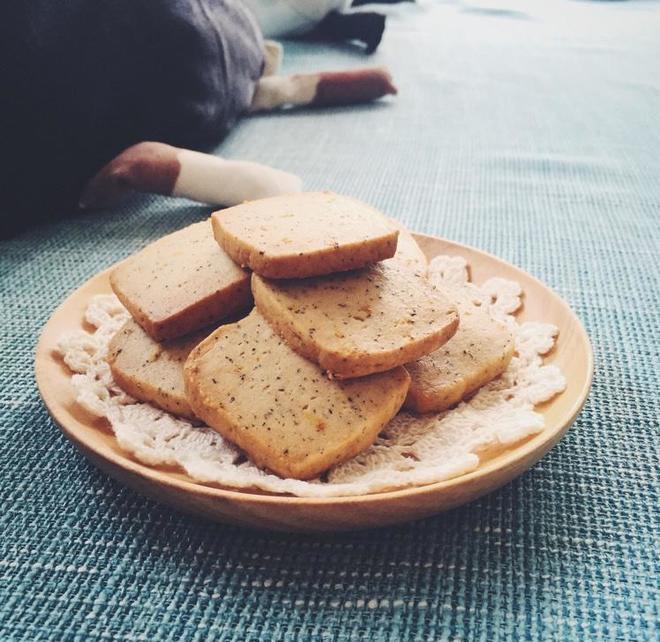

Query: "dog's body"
left=1, top=0, right=402, bottom=237
left=1, top=0, right=263, bottom=233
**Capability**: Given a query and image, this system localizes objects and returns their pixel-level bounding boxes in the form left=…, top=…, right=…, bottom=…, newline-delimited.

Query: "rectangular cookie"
left=107, top=318, right=207, bottom=419
left=404, top=287, right=515, bottom=413
left=211, top=192, right=399, bottom=278
left=184, top=310, right=410, bottom=480
left=251, top=253, right=458, bottom=379
left=110, top=220, right=252, bottom=341
left=387, top=220, right=428, bottom=275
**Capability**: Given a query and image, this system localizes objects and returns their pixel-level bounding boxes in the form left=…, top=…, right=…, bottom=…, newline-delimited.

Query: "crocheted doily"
left=56, top=256, right=566, bottom=497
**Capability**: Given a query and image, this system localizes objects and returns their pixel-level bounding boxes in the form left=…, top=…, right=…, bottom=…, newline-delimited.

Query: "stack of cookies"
left=107, top=192, right=513, bottom=480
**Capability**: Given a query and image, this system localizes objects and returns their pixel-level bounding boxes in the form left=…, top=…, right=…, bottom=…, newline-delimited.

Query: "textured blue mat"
left=1, top=1, right=658, bottom=640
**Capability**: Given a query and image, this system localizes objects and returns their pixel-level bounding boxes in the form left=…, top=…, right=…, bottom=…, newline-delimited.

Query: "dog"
left=0, top=0, right=399, bottom=237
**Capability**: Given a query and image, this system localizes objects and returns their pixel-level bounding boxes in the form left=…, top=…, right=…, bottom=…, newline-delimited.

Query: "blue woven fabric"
left=1, top=1, right=658, bottom=640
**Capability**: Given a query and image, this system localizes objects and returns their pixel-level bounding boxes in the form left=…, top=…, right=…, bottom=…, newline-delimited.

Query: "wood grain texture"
left=34, top=235, right=593, bottom=532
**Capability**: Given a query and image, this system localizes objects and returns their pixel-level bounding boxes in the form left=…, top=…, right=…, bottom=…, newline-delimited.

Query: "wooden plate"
left=35, top=234, right=593, bottom=532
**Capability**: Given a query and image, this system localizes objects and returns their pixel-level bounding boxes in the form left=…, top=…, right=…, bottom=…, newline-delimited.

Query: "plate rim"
left=35, top=233, right=594, bottom=507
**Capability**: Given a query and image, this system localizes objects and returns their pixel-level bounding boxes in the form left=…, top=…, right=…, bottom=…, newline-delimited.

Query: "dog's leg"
left=249, top=67, right=397, bottom=112
left=262, top=40, right=283, bottom=76
left=79, top=142, right=302, bottom=209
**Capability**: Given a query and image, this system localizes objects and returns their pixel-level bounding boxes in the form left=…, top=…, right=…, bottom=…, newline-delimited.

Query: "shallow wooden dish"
left=35, top=234, right=592, bottom=532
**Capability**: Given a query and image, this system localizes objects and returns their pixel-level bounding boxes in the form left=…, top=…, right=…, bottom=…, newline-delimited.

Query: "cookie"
left=107, top=318, right=207, bottom=419
left=184, top=310, right=410, bottom=480
left=251, top=259, right=458, bottom=379
left=387, top=220, right=427, bottom=275
left=110, top=220, right=251, bottom=341
left=404, top=288, right=515, bottom=413
left=211, top=192, right=398, bottom=278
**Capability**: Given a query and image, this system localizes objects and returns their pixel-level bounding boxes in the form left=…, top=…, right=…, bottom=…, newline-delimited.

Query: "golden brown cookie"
left=211, top=192, right=398, bottom=278
left=110, top=220, right=252, bottom=341
left=184, top=310, right=410, bottom=480
left=107, top=318, right=208, bottom=419
left=251, top=259, right=458, bottom=379
left=387, top=220, right=428, bottom=275
left=404, top=288, right=515, bottom=413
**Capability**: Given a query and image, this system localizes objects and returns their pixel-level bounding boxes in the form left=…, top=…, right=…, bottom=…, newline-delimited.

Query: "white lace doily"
left=56, top=255, right=566, bottom=497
